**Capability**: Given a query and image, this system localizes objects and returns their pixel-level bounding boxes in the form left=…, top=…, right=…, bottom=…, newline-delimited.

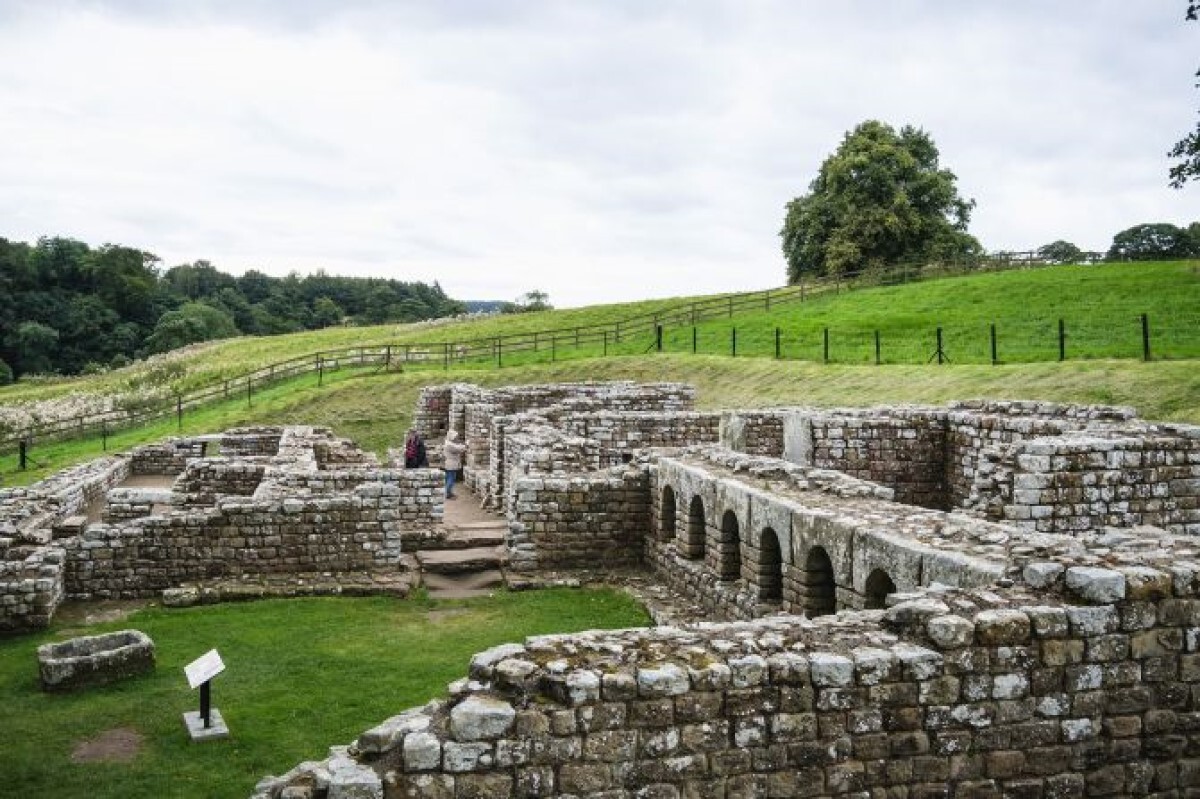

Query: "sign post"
left=183, top=649, right=229, bottom=741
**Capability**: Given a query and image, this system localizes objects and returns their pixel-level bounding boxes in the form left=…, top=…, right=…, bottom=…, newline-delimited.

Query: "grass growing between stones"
left=0, top=588, right=650, bottom=799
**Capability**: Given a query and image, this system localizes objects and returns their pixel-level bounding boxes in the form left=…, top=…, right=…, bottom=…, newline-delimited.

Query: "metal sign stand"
left=183, top=649, right=229, bottom=741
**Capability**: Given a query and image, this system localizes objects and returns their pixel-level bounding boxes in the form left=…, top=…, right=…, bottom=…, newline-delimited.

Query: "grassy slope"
left=5, top=355, right=1198, bottom=485
left=3, top=260, right=1196, bottom=405
left=673, top=261, right=1200, bottom=362
left=0, top=292, right=730, bottom=403
left=0, top=589, right=650, bottom=799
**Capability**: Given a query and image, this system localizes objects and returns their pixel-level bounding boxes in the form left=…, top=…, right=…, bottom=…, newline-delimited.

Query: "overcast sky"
left=1, top=1, right=1197, bottom=306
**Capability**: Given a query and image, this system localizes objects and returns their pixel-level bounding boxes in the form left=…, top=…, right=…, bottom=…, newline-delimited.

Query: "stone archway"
left=685, top=495, right=706, bottom=560
left=802, top=546, right=836, bottom=617
left=757, top=527, right=783, bottom=602
left=718, top=510, right=741, bottom=581
left=864, top=568, right=896, bottom=610
left=660, top=485, right=677, bottom=542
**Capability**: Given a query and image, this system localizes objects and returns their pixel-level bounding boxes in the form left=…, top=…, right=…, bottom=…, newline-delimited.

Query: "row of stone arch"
left=660, top=485, right=896, bottom=614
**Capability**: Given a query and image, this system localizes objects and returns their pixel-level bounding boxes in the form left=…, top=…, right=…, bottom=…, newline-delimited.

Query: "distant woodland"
left=0, top=236, right=465, bottom=380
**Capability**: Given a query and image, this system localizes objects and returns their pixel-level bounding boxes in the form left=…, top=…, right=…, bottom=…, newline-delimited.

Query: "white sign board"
left=184, top=649, right=225, bottom=689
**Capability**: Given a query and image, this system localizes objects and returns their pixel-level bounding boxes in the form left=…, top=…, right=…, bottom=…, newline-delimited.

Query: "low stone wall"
left=130, top=440, right=205, bottom=474
left=508, top=467, right=649, bottom=570
left=807, top=412, right=950, bottom=510
left=173, top=457, right=268, bottom=497
left=973, top=429, right=1200, bottom=535
left=221, top=428, right=282, bottom=457
left=255, top=556, right=1200, bottom=799
left=101, top=488, right=174, bottom=523
left=257, top=468, right=443, bottom=527
left=0, top=546, right=64, bottom=633
left=64, top=487, right=406, bottom=600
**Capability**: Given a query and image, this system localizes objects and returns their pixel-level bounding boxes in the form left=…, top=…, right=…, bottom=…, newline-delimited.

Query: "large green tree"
left=780, top=120, right=979, bottom=283
left=1107, top=222, right=1200, bottom=260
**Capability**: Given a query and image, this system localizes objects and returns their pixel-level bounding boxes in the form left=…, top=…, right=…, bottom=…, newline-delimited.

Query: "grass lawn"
left=0, top=588, right=650, bottom=799
left=672, top=261, right=1200, bottom=363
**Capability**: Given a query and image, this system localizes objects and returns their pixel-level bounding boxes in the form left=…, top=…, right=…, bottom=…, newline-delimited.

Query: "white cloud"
left=0, top=0, right=1197, bottom=307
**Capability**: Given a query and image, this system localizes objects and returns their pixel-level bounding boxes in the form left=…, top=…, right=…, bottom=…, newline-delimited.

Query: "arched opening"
left=660, top=485, right=677, bottom=542
left=718, top=510, right=741, bottom=581
left=864, top=568, right=896, bottom=610
left=685, top=495, right=706, bottom=560
left=803, top=547, right=836, bottom=617
left=757, top=527, right=783, bottom=602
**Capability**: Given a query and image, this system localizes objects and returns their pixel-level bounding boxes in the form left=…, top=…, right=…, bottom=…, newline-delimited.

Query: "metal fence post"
left=990, top=324, right=998, bottom=365
left=1141, top=313, right=1151, bottom=361
left=176, top=396, right=183, bottom=431
left=823, top=327, right=829, bottom=363
left=731, top=327, right=737, bottom=357
left=774, top=327, right=781, bottom=359
left=1058, top=319, right=1066, bottom=361
left=656, top=325, right=663, bottom=353
left=318, top=356, right=324, bottom=387
left=874, top=330, right=881, bottom=365
left=19, top=439, right=27, bottom=471
left=692, top=327, right=697, bottom=354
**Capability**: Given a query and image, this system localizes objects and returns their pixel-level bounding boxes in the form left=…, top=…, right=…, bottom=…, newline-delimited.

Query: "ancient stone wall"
left=414, top=385, right=454, bottom=442
left=220, top=428, right=282, bottom=457
left=806, top=413, right=950, bottom=510
left=64, top=486, right=407, bottom=600
left=0, top=545, right=64, bottom=632
left=129, top=441, right=205, bottom=474
left=256, top=545, right=1200, bottom=799
left=649, top=449, right=1006, bottom=621
left=258, top=468, right=443, bottom=527
left=507, top=467, right=649, bottom=570
left=971, top=429, right=1200, bottom=535
left=173, top=458, right=268, bottom=497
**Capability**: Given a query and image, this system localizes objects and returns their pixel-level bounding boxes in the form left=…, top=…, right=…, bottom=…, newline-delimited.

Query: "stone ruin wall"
left=719, top=402, right=1200, bottom=538
left=62, top=485, right=409, bottom=600
left=0, top=425, right=443, bottom=632
left=256, top=543, right=1200, bottom=799
left=646, top=450, right=1009, bottom=623
left=507, top=466, right=650, bottom=572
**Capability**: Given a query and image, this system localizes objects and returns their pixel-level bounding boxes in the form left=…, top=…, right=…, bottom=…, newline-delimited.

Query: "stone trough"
left=37, top=629, right=155, bottom=692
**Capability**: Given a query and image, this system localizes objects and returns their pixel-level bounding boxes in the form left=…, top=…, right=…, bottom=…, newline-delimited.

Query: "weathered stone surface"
left=449, top=695, right=515, bottom=742
left=1065, top=567, right=1126, bottom=604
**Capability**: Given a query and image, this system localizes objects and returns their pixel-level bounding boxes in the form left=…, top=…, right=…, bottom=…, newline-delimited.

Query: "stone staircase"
left=412, top=514, right=508, bottom=599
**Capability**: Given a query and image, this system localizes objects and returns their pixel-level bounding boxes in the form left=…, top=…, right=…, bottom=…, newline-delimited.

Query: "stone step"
left=438, top=527, right=505, bottom=549
left=422, top=570, right=504, bottom=599
left=451, top=520, right=508, bottom=530
left=415, top=546, right=505, bottom=575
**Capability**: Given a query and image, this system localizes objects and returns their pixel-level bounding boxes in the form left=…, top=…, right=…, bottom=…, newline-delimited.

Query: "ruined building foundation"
left=4, top=380, right=1200, bottom=798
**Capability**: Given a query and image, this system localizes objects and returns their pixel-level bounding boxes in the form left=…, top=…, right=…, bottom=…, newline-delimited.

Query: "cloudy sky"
left=1, top=1, right=1197, bottom=306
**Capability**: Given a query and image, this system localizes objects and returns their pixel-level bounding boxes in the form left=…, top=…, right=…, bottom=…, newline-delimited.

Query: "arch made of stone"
left=864, top=568, right=897, bottom=610
left=718, top=509, right=741, bottom=581
left=802, top=546, right=837, bottom=617
left=660, top=485, right=677, bottom=542
left=685, top=495, right=707, bottom=560
left=757, top=526, right=783, bottom=602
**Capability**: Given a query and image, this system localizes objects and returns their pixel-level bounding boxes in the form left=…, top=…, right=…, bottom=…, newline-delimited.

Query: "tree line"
left=781, top=120, right=1200, bottom=285
left=0, top=236, right=464, bottom=382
